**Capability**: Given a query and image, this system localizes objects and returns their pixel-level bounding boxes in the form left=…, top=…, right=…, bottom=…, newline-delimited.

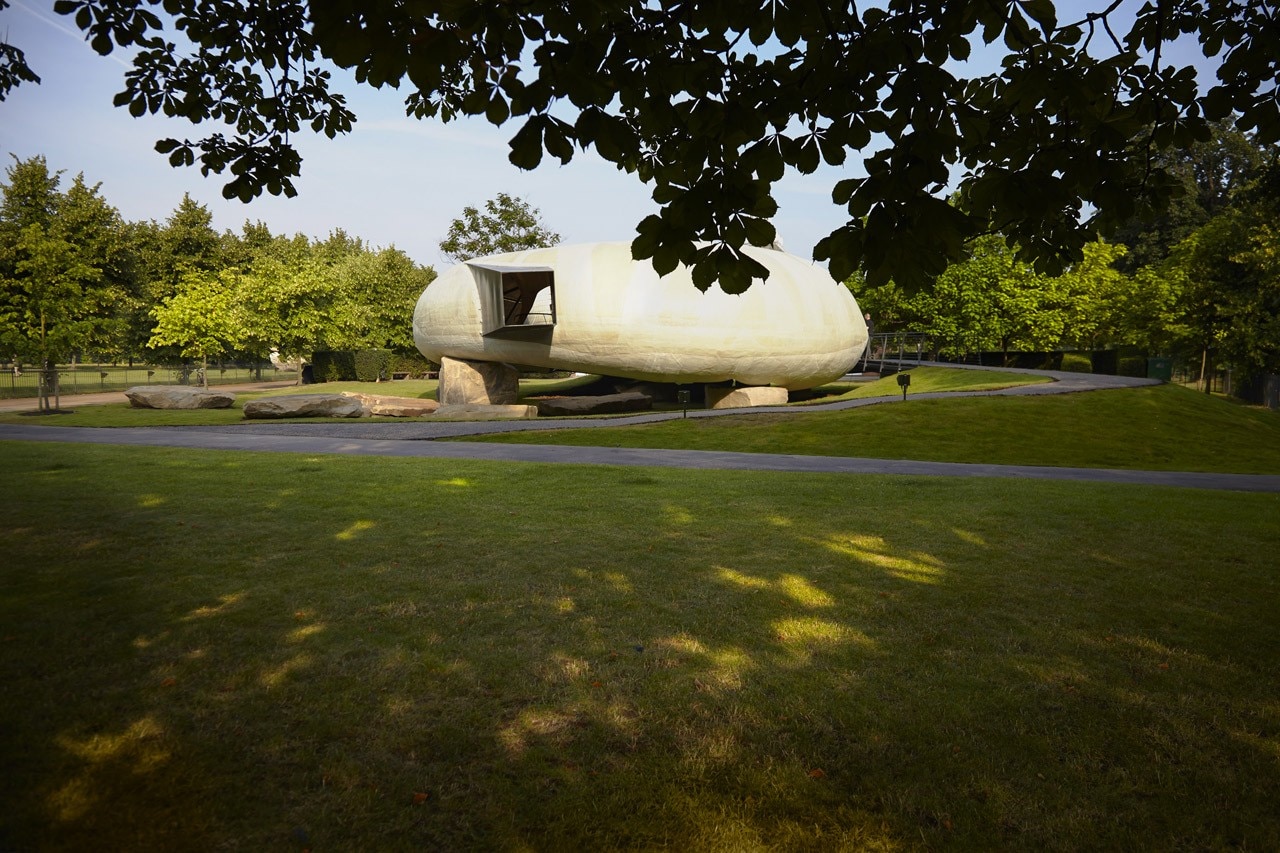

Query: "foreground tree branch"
left=4, top=0, right=1276, bottom=293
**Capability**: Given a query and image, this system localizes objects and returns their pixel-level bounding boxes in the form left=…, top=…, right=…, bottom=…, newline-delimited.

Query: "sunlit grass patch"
left=466, top=383, right=1280, bottom=474
left=803, top=365, right=1048, bottom=402
left=0, top=441, right=1278, bottom=849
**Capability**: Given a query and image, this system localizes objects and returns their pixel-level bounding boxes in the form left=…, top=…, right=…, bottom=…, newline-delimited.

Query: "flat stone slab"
left=533, top=391, right=653, bottom=416
left=125, top=385, right=236, bottom=409
left=243, top=394, right=364, bottom=419
left=434, top=403, right=538, bottom=420
left=706, top=385, right=790, bottom=409
left=340, top=392, right=439, bottom=418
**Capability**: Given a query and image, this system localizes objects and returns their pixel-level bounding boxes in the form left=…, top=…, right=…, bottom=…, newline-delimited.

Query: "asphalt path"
left=3, top=365, right=1278, bottom=493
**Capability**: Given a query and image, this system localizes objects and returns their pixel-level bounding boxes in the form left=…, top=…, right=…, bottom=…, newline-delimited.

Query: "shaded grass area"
left=2, top=441, right=1279, bottom=850
left=803, top=366, right=1048, bottom=403
left=466, top=384, right=1280, bottom=474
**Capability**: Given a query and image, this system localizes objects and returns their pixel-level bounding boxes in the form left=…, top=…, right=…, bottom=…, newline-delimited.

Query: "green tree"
left=11, top=2, right=1277, bottom=291
left=128, top=195, right=228, bottom=361
left=234, top=255, right=338, bottom=384
left=1165, top=172, right=1280, bottom=390
left=852, top=238, right=1142, bottom=360
left=0, top=157, right=123, bottom=410
left=55, top=173, right=137, bottom=359
left=147, top=269, right=242, bottom=387
left=326, top=247, right=436, bottom=351
left=438, top=194, right=560, bottom=264
left=1113, top=120, right=1273, bottom=272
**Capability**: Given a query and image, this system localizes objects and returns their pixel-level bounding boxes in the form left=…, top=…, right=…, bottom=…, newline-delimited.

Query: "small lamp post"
left=677, top=389, right=691, bottom=418
left=897, top=371, right=911, bottom=401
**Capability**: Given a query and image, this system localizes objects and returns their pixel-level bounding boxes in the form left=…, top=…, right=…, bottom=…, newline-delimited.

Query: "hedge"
left=1059, top=353, right=1093, bottom=373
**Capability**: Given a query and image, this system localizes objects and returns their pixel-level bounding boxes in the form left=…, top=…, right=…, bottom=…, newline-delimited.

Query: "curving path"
left=3, top=365, right=1277, bottom=493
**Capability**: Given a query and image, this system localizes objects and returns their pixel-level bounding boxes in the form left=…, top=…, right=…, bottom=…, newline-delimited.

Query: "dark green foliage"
left=1118, top=356, right=1148, bottom=377
left=438, top=193, right=559, bottom=263
left=7, top=2, right=1277, bottom=291
left=1089, top=351, right=1118, bottom=376
left=1059, top=353, right=1093, bottom=373
left=389, top=351, right=435, bottom=378
left=312, top=350, right=356, bottom=382
left=314, top=349, right=397, bottom=382
left=353, top=348, right=392, bottom=382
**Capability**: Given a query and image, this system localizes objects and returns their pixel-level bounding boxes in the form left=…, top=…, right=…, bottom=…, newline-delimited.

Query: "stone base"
left=243, top=394, right=364, bottom=419
left=705, top=385, right=790, bottom=409
left=125, top=385, right=235, bottom=409
left=434, top=403, right=538, bottom=420
left=437, top=356, right=519, bottom=405
left=533, top=391, right=652, bottom=416
left=341, top=392, right=439, bottom=417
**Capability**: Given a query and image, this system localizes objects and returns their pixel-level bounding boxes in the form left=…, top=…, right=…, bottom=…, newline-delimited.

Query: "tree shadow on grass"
left=1, top=447, right=1278, bottom=850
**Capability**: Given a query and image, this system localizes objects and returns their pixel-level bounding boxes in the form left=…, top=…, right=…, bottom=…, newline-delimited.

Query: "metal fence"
left=858, top=333, right=933, bottom=371
left=1, top=363, right=294, bottom=399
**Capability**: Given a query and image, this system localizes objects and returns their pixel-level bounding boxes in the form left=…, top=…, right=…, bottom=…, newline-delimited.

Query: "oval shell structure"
left=413, top=242, right=867, bottom=390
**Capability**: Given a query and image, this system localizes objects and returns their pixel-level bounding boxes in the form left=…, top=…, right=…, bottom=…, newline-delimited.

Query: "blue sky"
left=0, top=1, right=859, bottom=271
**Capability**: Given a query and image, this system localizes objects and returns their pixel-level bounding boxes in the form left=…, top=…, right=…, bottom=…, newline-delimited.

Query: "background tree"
left=1112, top=120, right=1272, bottom=272
left=326, top=247, right=436, bottom=350
left=850, top=238, right=1142, bottom=361
left=0, top=157, right=121, bottom=410
left=9, top=1, right=1276, bottom=292
left=232, top=255, right=338, bottom=384
left=1163, top=168, right=1280, bottom=391
left=147, top=269, right=241, bottom=387
left=438, top=194, right=560, bottom=264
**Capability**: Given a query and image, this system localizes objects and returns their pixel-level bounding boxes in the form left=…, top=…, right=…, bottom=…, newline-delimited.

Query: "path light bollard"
left=897, top=371, right=911, bottom=401
left=677, top=389, right=691, bottom=418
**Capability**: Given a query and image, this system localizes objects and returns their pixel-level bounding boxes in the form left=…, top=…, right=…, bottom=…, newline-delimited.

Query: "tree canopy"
left=0, top=155, right=437, bottom=379
left=5, top=1, right=1276, bottom=293
left=438, top=193, right=560, bottom=264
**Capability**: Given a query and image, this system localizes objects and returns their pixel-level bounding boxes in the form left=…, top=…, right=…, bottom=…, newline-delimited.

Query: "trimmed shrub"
left=354, top=349, right=393, bottom=382
left=1090, top=350, right=1118, bottom=375
left=1118, top=356, right=1147, bottom=377
left=389, top=352, right=436, bottom=379
left=312, top=351, right=356, bottom=382
left=1060, top=352, right=1093, bottom=373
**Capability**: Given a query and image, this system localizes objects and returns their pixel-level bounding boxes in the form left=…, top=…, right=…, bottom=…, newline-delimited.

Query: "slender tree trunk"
left=1200, top=345, right=1211, bottom=394
left=202, top=354, right=209, bottom=389
left=37, top=361, right=49, bottom=413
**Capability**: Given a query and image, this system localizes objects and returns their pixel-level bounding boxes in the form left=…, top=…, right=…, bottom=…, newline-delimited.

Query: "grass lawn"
left=466, top=383, right=1280, bottom=475
left=801, top=366, right=1049, bottom=403
left=2, top=441, right=1279, bottom=850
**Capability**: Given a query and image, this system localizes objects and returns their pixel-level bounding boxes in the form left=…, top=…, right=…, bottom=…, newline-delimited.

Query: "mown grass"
left=467, top=383, right=1280, bottom=474
left=802, top=366, right=1048, bottom=403
left=1, top=441, right=1278, bottom=850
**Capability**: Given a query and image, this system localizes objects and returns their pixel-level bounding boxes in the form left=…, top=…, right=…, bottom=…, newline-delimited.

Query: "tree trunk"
left=202, top=354, right=209, bottom=389
left=1200, top=345, right=1211, bottom=394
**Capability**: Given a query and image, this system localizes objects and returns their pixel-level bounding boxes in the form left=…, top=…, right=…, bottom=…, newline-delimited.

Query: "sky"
left=0, top=1, right=858, bottom=271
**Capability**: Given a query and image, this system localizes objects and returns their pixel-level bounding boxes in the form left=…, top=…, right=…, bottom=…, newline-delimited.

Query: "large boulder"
left=437, top=356, right=519, bottom=405
left=340, top=392, right=439, bottom=417
left=434, top=403, right=538, bottom=419
left=125, top=385, right=235, bottom=410
left=706, top=385, right=790, bottom=409
left=533, top=391, right=652, bottom=416
left=242, top=394, right=364, bottom=419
